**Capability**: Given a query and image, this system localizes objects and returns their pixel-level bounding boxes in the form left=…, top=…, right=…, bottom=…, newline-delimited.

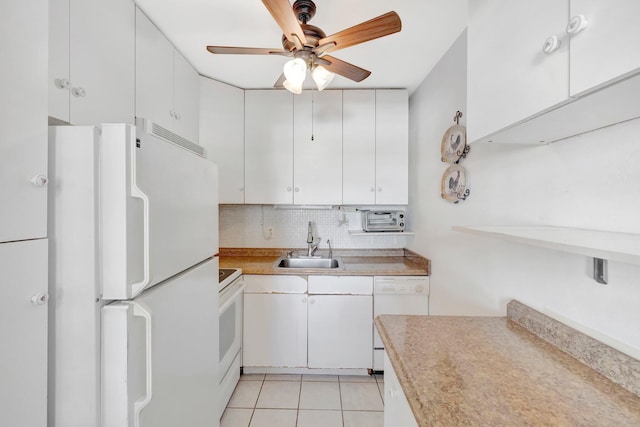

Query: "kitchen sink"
left=275, top=256, right=343, bottom=269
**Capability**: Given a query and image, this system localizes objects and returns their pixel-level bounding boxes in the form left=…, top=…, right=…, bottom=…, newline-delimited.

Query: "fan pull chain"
left=311, top=91, right=315, bottom=141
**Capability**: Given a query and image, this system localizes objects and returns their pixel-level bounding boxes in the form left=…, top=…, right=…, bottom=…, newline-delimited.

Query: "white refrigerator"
left=48, top=121, right=220, bottom=427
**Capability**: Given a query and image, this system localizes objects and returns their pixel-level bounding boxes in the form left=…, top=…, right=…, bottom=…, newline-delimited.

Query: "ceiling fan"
left=206, top=0, right=402, bottom=93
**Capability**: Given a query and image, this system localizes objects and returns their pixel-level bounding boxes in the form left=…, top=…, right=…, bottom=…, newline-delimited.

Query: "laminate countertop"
left=375, top=302, right=640, bottom=426
left=219, top=247, right=430, bottom=276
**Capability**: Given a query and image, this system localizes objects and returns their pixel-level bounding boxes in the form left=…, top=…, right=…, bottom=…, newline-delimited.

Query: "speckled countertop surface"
left=375, top=311, right=640, bottom=426
left=219, top=247, right=430, bottom=276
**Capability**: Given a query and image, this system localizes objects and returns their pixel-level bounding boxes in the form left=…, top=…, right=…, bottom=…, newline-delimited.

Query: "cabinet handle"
left=309, top=297, right=315, bottom=304
left=566, top=14, right=588, bottom=35
left=54, top=78, right=71, bottom=89
left=71, top=87, right=86, bottom=97
left=377, top=187, right=382, bottom=192
left=174, top=112, right=181, bottom=120
left=294, top=187, right=300, bottom=192
left=542, top=36, right=561, bottom=54
left=287, top=187, right=292, bottom=192
left=301, top=297, right=307, bottom=303
left=239, top=187, right=244, bottom=192
left=169, top=110, right=175, bottom=118
left=369, top=187, right=375, bottom=192
left=30, top=175, right=48, bottom=187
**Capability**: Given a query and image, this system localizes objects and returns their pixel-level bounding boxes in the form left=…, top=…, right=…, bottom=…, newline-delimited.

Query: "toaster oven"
left=362, top=210, right=405, bottom=232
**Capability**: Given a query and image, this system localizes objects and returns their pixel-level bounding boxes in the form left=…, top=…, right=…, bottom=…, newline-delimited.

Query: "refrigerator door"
left=100, top=123, right=218, bottom=299
left=102, top=257, right=219, bottom=427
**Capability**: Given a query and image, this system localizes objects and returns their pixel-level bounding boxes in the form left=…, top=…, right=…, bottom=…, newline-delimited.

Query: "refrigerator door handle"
left=133, top=302, right=153, bottom=426
left=130, top=141, right=151, bottom=298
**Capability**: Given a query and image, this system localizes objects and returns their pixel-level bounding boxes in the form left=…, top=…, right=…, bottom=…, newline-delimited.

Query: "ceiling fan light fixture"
left=311, top=65, right=334, bottom=91
left=283, top=78, right=303, bottom=94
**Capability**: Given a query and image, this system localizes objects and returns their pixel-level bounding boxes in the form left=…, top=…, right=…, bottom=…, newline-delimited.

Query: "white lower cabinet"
left=243, top=275, right=307, bottom=368
left=307, top=276, right=373, bottom=369
left=242, top=275, right=373, bottom=370
left=384, top=351, right=418, bottom=427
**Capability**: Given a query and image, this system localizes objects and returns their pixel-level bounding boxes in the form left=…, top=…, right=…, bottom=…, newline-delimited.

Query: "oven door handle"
left=219, top=283, right=245, bottom=313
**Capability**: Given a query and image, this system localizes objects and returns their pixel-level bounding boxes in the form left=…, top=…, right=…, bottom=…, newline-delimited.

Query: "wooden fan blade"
left=206, top=46, right=290, bottom=56
left=321, top=55, right=371, bottom=82
left=262, top=0, right=307, bottom=45
left=317, top=11, right=401, bottom=54
left=273, top=73, right=286, bottom=88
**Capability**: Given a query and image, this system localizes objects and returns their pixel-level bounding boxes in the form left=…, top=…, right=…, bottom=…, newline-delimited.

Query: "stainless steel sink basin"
left=275, top=256, right=342, bottom=269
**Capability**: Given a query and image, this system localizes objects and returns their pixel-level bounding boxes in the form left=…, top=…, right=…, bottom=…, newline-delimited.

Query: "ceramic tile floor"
left=221, top=373, right=385, bottom=427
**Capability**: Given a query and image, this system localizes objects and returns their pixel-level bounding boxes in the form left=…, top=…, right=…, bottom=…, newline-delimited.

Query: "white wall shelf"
left=452, top=226, right=640, bottom=266
left=348, top=230, right=415, bottom=236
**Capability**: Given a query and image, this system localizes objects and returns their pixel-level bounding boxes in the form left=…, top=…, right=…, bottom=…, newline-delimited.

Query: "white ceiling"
left=134, top=0, right=468, bottom=94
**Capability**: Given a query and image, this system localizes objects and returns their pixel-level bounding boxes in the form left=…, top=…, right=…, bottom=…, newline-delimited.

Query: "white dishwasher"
left=373, top=276, right=430, bottom=371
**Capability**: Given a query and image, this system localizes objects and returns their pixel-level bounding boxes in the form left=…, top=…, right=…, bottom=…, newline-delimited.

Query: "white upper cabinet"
left=199, top=77, right=245, bottom=204
left=343, top=90, right=376, bottom=205
left=1, top=0, right=48, bottom=243
left=343, top=90, right=408, bottom=205
left=243, top=89, right=408, bottom=205
left=293, top=91, right=343, bottom=205
left=375, top=90, right=408, bottom=205
left=49, top=0, right=135, bottom=125
left=467, top=0, right=568, bottom=142
left=468, top=0, right=640, bottom=144
left=172, top=50, right=200, bottom=143
left=135, top=8, right=199, bottom=143
left=244, top=90, right=294, bottom=204
left=135, top=8, right=173, bottom=130
left=569, top=0, right=640, bottom=96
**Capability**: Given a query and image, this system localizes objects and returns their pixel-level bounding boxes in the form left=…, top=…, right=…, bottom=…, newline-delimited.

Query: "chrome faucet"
left=306, top=221, right=318, bottom=257
left=327, top=239, right=332, bottom=259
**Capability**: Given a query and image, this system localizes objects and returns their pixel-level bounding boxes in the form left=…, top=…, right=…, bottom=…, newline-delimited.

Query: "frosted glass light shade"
left=311, top=65, right=335, bottom=91
left=283, top=79, right=303, bottom=94
left=283, top=58, right=307, bottom=84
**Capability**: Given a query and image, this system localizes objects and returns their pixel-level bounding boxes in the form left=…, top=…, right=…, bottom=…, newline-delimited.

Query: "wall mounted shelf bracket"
left=593, top=258, right=608, bottom=284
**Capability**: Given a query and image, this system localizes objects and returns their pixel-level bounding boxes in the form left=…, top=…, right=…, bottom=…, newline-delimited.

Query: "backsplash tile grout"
left=219, top=205, right=412, bottom=249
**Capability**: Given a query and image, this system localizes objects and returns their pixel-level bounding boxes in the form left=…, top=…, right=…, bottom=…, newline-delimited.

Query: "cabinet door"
left=293, top=90, right=343, bottom=205
left=0, top=240, right=48, bottom=427
left=343, top=90, right=376, bottom=205
left=569, top=0, right=640, bottom=96
left=243, top=293, right=307, bottom=367
left=244, top=90, right=294, bottom=204
left=48, top=0, right=70, bottom=122
left=308, top=295, right=372, bottom=369
left=173, top=50, right=200, bottom=143
left=375, top=90, right=408, bottom=205
left=384, top=351, right=418, bottom=427
left=199, top=77, right=245, bottom=203
left=1, top=0, right=48, bottom=243
left=467, top=0, right=569, bottom=142
left=70, top=0, right=135, bottom=124
left=135, top=7, right=174, bottom=131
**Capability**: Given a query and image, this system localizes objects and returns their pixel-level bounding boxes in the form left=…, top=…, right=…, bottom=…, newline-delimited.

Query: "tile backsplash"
left=219, top=205, right=411, bottom=249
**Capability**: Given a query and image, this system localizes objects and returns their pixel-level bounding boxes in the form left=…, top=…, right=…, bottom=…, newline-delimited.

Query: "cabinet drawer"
left=308, top=276, right=373, bottom=295
left=243, top=274, right=307, bottom=293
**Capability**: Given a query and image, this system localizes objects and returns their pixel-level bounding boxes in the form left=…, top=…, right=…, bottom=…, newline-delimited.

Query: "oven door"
left=219, top=276, right=244, bottom=383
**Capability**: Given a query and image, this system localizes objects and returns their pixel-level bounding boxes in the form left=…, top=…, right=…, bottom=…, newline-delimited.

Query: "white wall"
left=219, top=205, right=411, bottom=249
left=408, top=30, right=640, bottom=354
